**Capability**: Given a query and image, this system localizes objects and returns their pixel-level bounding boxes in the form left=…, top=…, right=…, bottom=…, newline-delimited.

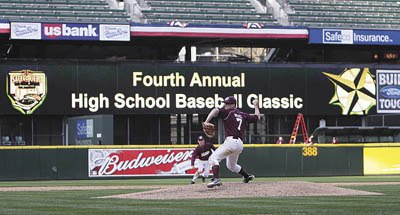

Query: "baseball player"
left=190, top=135, right=216, bottom=184
left=203, top=96, right=260, bottom=188
left=276, top=136, right=284, bottom=144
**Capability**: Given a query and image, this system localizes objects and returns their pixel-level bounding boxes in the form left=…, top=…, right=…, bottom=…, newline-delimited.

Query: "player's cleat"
left=207, top=178, right=222, bottom=188
left=191, top=181, right=195, bottom=184
left=243, top=174, right=255, bottom=183
left=201, top=176, right=206, bottom=183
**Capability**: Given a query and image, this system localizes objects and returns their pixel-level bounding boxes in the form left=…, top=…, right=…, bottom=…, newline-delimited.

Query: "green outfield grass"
left=0, top=176, right=399, bottom=215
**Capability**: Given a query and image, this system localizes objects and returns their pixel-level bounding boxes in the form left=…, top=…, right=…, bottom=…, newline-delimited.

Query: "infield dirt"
left=98, top=181, right=384, bottom=200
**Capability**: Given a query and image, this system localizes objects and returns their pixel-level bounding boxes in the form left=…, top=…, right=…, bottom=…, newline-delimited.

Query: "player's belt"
left=227, top=136, right=242, bottom=140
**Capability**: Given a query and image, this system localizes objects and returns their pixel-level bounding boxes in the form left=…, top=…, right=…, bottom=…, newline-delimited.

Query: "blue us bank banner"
left=376, top=70, right=400, bottom=113
left=42, top=23, right=100, bottom=40
left=309, top=28, right=400, bottom=45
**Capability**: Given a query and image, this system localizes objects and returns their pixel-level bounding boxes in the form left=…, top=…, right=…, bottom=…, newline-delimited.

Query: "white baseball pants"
left=196, top=160, right=211, bottom=177
left=209, top=136, right=243, bottom=173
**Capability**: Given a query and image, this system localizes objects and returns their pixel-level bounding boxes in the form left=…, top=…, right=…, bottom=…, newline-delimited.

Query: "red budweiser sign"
left=88, top=149, right=198, bottom=177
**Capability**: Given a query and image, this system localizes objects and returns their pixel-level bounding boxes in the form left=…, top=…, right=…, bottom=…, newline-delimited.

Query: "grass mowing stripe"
left=0, top=176, right=399, bottom=187
left=0, top=195, right=396, bottom=215
left=0, top=181, right=399, bottom=215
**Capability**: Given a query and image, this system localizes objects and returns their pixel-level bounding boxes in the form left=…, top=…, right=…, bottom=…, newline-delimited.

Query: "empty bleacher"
left=142, top=0, right=278, bottom=25
left=286, top=0, right=400, bottom=29
left=3, top=0, right=398, bottom=28
left=0, top=0, right=130, bottom=23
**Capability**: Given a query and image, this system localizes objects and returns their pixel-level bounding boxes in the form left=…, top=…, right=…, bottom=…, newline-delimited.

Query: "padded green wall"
left=0, top=146, right=363, bottom=180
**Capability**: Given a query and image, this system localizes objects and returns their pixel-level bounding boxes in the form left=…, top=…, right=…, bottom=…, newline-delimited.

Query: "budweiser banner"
left=89, top=148, right=204, bottom=177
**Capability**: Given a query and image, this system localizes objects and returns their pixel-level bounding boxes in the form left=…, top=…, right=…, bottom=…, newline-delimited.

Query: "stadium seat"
left=285, top=0, right=400, bottom=28
left=141, top=0, right=278, bottom=25
left=1, top=136, right=12, bottom=146
left=15, top=136, right=25, bottom=146
left=0, top=0, right=130, bottom=23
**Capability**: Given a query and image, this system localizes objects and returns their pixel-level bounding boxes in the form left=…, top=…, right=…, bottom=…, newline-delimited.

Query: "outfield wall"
left=0, top=144, right=398, bottom=181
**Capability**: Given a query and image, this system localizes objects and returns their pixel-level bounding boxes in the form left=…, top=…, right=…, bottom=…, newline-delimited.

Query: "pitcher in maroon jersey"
left=203, top=96, right=260, bottom=188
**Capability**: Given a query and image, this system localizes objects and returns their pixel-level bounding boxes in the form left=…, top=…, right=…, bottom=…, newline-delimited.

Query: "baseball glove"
left=202, top=122, right=216, bottom=138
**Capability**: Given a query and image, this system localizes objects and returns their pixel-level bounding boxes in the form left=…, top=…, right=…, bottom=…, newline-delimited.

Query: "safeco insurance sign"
left=376, top=70, right=400, bottom=113
left=309, top=28, right=398, bottom=45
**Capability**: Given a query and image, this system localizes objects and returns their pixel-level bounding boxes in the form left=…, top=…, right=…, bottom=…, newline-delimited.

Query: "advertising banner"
left=0, top=62, right=385, bottom=115
left=99, top=24, right=130, bottom=41
left=309, top=28, right=400, bottom=45
left=10, top=23, right=130, bottom=41
left=364, top=147, right=400, bottom=175
left=376, top=70, right=400, bottom=113
left=42, top=23, right=100, bottom=40
left=76, top=119, right=94, bottom=139
left=10, top=22, right=41, bottom=40
left=88, top=148, right=204, bottom=177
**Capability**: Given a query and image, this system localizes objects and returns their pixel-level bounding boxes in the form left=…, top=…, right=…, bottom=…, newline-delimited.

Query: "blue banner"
left=42, top=23, right=100, bottom=40
left=309, top=28, right=400, bottom=45
left=76, top=119, right=93, bottom=139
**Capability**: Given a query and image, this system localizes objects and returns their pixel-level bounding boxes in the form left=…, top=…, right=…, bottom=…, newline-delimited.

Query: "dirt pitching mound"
left=99, top=181, right=382, bottom=200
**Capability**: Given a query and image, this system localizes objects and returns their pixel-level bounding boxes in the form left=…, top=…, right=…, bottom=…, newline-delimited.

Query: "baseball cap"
left=197, top=135, right=205, bottom=141
left=223, top=96, right=236, bottom=105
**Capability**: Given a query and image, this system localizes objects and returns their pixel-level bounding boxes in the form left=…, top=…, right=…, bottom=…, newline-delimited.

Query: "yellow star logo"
left=323, top=68, right=376, bottom=115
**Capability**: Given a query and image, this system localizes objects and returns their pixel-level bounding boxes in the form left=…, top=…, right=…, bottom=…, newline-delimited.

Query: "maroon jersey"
left=191, top=142, right=216, bottom=166
left=218, top=108, right=259, bottom=140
